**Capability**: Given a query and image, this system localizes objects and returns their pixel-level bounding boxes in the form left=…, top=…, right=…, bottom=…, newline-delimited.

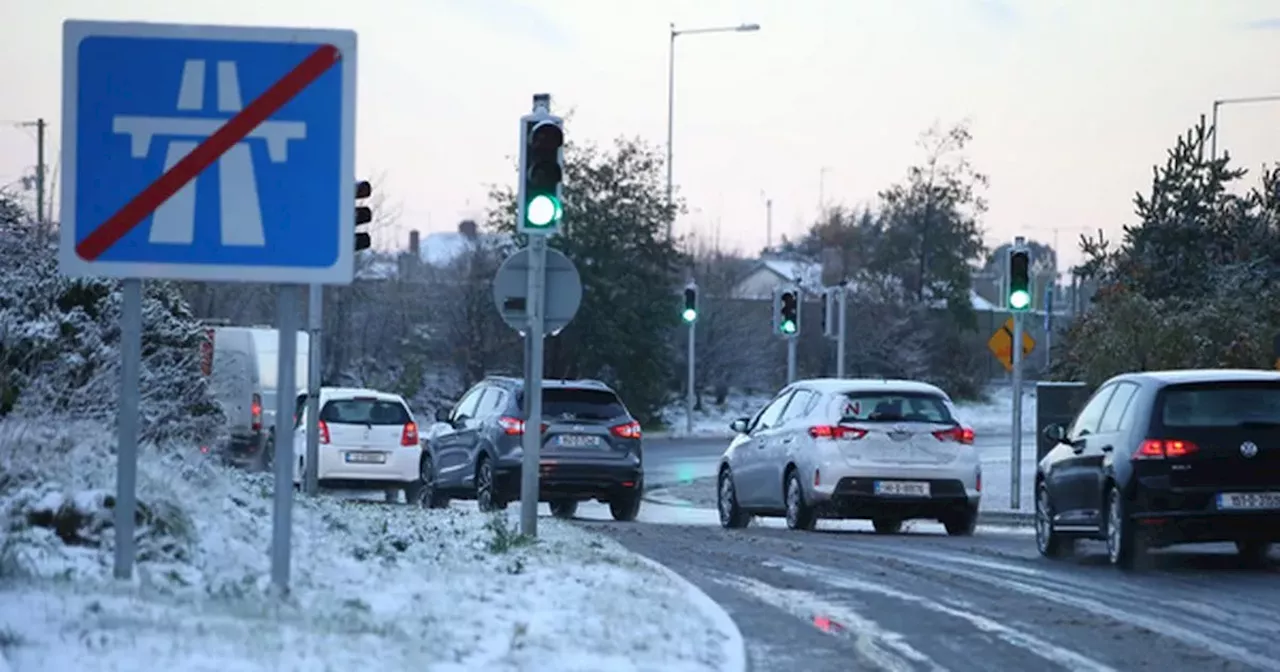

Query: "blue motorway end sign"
left=59, top=20, right=357, bottom=284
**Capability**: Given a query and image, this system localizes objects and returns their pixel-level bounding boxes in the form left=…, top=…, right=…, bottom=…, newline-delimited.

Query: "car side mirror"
left=730, top=418, right=750, bottom=434
left=1043, top=423, right=1066, bottom=442
left=434, top=408, right=451, bottom=423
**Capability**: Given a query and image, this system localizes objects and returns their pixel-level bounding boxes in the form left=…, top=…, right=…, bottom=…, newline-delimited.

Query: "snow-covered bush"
left=0, top=197, right=221, bottom=443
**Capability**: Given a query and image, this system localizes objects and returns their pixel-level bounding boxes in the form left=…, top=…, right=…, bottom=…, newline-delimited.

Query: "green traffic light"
left=526, top=194, right=560, bottom=227
left=682, top=308, right=697, bottom=323
left=780, top=320, right=797, bottom=334
left=1009, top=289, right=1031, bottom=310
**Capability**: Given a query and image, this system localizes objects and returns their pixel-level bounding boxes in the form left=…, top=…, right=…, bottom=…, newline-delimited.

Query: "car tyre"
left=944, top=504, right=979, bottom=537
left=1036, top=483, right=1075, bottom=558
left=550, top=500, right=579, bottom=519
left=717, top=468, right=752, bottom=529
left=475, top=456, right=503, bottom=512
left=1105, top=484, right=1143, bottom=570
left=406, top=454, right=450, bottom=509
left=1236, top=540, right=1272, bottom=569
left=872, top=517, right=902, bottom=534
left=609, top=489, right=641, bottom=522
left=785, top=470, right=816, bottom=531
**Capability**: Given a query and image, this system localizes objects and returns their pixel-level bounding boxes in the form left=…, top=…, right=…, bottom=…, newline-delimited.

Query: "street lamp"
left=1210, top=94, right=1280, bottom=160
left=665, top=21, right=761, bottom=239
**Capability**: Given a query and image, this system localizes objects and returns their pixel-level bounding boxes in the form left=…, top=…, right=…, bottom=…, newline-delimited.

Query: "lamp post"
left=665, top=21, right=761, bottom=239
left=1210, top=94, right=1280, bottom=160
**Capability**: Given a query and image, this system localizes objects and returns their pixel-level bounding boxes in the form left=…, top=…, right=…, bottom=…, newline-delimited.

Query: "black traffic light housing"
left=519, top=116, right=565, bottom=233
left=354, top=180, right=372, bottom=252
left=682, top=284, right=698, bottom=323
left=1007, top=247, right=1031, bottom=310
left=775, top=287, right=800, bottom=337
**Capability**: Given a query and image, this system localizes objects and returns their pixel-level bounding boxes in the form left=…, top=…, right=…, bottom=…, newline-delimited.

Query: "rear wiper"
left=1239, top=420, right=1280, bottom=429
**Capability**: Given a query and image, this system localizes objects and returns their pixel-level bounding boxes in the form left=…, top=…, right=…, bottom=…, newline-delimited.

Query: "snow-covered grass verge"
left=660, top=393, right=773, bottom=438
left=0, top=420, right=742, bottom=672
left=952, top=385, right=1037, bottom=436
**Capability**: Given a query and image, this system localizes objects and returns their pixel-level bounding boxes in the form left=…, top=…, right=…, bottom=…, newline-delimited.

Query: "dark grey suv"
left=419, top=377, right=644, bottom=521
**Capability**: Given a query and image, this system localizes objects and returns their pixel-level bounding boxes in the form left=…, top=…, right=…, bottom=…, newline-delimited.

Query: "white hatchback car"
left=291, top=388, right=425, bottom=498
left=717, top=379, right=981, bottom=535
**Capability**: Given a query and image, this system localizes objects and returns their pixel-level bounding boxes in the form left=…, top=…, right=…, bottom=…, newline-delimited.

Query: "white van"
left=205, top=326, right=310, bottom=468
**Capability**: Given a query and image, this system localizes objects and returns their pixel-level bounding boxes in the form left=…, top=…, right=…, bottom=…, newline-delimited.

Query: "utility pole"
left=18, top=119, right=47, bottom=232
left=836, top=284, right=847, bottom=379
left=765, top=197, right=773, bottom=250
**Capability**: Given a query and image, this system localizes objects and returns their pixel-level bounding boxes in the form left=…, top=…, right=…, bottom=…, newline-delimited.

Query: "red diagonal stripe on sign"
left=76, top=43, right=341, bottom=261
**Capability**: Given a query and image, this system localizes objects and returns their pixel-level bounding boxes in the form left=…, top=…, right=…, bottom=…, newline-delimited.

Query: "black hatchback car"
left=420, top=377, right=644, bottom=521
left=1036, top=369, right=1280, bottom=569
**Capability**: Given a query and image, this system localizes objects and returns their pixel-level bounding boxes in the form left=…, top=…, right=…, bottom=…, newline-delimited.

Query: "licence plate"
left=556, top=435, right=600, bottom=448
left=1216, top=492, right=1280, bottom=510
left=345, top=451, right=386, bottom=464
left=874, top=480, right=930, bottom=497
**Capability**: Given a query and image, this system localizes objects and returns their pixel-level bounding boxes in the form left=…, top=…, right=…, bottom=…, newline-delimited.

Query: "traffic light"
left=354, top=180, right=372, bottom=252
left=682, top=283, right=698, bottom=323
left=518, top=114, right=565, bottom=235
left=774, top=287, right=800, bottom=336
left=1007, top=247, right=1031, bottom=310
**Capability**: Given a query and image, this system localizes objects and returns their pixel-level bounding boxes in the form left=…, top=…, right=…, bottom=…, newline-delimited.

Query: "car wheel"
left=550, top=500, right=578, bottom=519
left=1236, top=540, right=1272, bottom=569
left=872, top=517, right=902, bottom=534
left=717, top=469, right=751, bottom=529
left=944, top=504, right=979, bottom=537
left=406, top=454, right=449, bottom=509
left=609, top=490, right=641, bottom=522
left=1036, top=483, right=1074, bottom=558
left=1105, top=484, right=1142, bottom=570
left=785, top=470, right=816, bottom=531
left=475, top=457, right=500, bottom=512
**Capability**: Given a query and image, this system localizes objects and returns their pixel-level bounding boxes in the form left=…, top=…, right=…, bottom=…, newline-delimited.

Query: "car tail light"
left=401, top=422, right=419, bottom=446
left=318, top=420, right=330, bottom=444
left=251, top=393, right=263, bottom=431
left=933, top=426, right=974, bottom=444
left=1134, top=439, right=1198, bottom=460
left=498, top=417, right=548, bottom=435
left=809, top=425, right=867, bottom=440
left=610, top=421, right=642, bottom=439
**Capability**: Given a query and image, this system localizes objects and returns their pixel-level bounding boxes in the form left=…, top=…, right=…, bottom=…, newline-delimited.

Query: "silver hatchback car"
left=717, top=378, right=981, bottom=534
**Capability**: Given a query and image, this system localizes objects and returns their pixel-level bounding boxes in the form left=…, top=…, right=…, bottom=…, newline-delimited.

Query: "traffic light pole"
left=1011, top=310, right=1024, bottom=510
left=836, top=286, right=847, bottom=379
left=686, top=318, right=695, bottom=435
left=786, top=336, right=798, bottom=384
left=520, top=228, right=548, bottom=537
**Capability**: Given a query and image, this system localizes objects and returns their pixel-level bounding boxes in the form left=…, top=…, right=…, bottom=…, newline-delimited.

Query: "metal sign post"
left=271, top=287, right=300, bottom=590
left=113, top=278, right=142, bottom=579
left=836, top=285, right=847, bottom=379
left=786, top=337, right=798, bottom=384
left=521, top=235, right=547, bottom=536
left=304, top=283, right=323, bottom=495
left=1011, top=310, right=1024, bottom=510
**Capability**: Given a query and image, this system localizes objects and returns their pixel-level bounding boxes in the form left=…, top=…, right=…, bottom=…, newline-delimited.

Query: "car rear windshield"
left=1160, top=382, right=1280, bottom=427
left=519, top=388, right=628, bottom=421
left=840, top=391, right=955, bottom=424
left=320, top=398, right=411, bottom=425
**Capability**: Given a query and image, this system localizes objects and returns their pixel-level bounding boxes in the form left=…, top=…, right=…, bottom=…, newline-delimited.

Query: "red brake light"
left=401, top=422, right=419, bottom=446
left=933, top=426, right=974, bottom=444
left=318, top=420, right=330, bottom=444
left=1135, top=439, right=1197, bottom=460
left=251, top=393, right=263, bottom=431
left=499, top=417, right=547, bottom=435
left=809, top=425, right=867, bottom=440
left=610, top=421, right=642, bottom=439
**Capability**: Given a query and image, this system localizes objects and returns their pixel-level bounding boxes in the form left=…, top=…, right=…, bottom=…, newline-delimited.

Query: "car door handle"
left=1100, top=445, right=1113, bottom=453
left=782, top=437, right=794, bottom=445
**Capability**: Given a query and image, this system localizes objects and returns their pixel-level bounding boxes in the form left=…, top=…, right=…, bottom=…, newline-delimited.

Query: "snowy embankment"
left=660, top=386, right=1037, bottom=439
left=0, top=421, right=744, bottom=671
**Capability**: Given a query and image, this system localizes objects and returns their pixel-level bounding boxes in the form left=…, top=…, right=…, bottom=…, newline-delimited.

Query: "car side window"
left=452, top=386, right=485, bottom=421
left=1098, top=383, right=1139, bottom=433
left=780, top=391, right=815, bottom=425
left=1070, top=384, right=1118, bottom=439
left=754, top=392, right=795, bottom=432
left=476, top=389, right=506, bottom=418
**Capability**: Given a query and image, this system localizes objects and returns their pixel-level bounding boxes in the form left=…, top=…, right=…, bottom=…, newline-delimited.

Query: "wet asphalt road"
left=592, top=436, right=1280, bottom=672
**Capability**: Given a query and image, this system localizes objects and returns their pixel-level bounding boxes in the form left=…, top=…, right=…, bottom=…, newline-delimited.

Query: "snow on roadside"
left=0, top=420, right=742, bottom=671
left=661, top=394, right=773, bottom=438
left=952, top=386, right=1037, bottom=435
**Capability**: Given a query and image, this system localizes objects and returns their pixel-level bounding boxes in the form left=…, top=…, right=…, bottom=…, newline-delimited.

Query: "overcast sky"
left=2, top=0, right=1278, bottom=269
